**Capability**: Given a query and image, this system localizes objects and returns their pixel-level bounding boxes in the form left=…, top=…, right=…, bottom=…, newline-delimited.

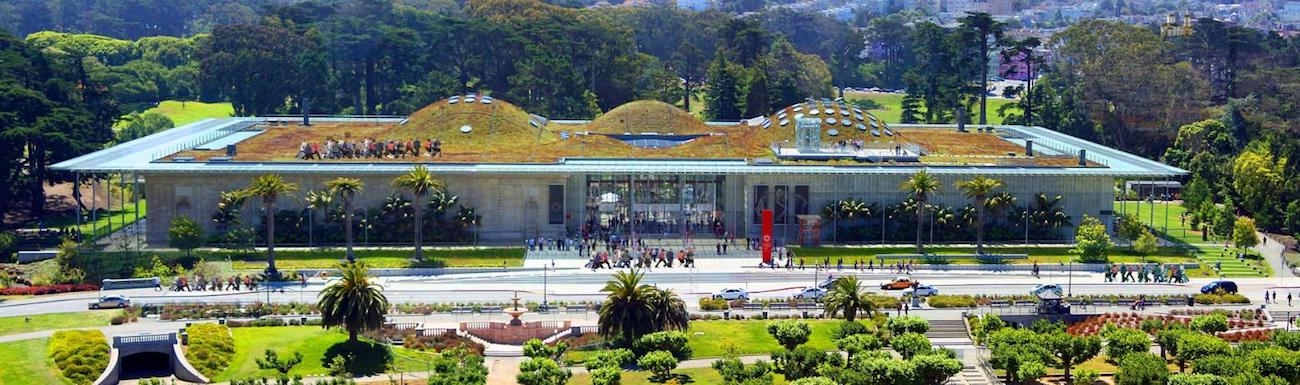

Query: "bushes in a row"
left=186, top=324, right=235, bottom=378
left=698, top=298, right=729, bottom=311
left=0, top=283, right=98, bottom=296
left=159, top=302, right=317, bottom=320
left=1193, top=293, right=1250, bottom=305
left=402, top=332, right=486, bottom=356
left=926, top=295, right=978, bottom=308
left=48, top=329, right=110, bottom=385
left=225, top=318, right=324, bottom=328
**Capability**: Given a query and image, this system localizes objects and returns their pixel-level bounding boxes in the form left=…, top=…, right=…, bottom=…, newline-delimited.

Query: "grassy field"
left=566, top=366, right=788, bottom=385
left=789, top=245, right=1200, bottom=264
left=845, top=92, right=1020, bottom=124
left=122, top=100, right=235, bottom=127
left=1114, top=201, right=1204, bottom=244
left=0, top=338, right=69, bottom=385
left=0, top=311, right=116, bottom=336
left=227, top=247, right=526, bottom=270
left=687, top=319, right=857, bottom=358
left=219, top=326, right=401, bottom=381
left=38, top=199, right=147, bottom=241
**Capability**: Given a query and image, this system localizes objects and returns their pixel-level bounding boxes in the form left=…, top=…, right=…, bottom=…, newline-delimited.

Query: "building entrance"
left=584, top=175, right=727, bottom=240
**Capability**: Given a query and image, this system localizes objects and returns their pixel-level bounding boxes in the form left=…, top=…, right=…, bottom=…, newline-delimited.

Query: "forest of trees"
left=2, top=0, right=1299, bottom=238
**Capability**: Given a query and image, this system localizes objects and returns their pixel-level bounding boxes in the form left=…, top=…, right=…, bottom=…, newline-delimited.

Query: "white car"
left=712, top=288, right=750, bottom=301
left=1031, top=284, right=1063, bottom=297
left=902, top=284, right=939, bottom=297
left=793, top=287, right=826, bottom=300
left=89, top=295, right=131, bottom=309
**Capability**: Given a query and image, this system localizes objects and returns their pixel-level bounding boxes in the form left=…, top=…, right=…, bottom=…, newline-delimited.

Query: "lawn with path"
left=565, top=319, right=870, bottom=365
left=566, top=366, right=788, bottom=385
left=0, top=311, right=116, bottom=336
left=0, top=338, right=69, bottom=385
left=844, top=92, right=1020, bottom=124
left=117, top=100, right=234, bottom=128
left=218, top=326, right=437, bottom=382
left=37, top=200, right=147, bottom=241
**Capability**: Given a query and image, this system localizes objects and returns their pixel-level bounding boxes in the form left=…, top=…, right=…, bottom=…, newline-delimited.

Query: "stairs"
left=1195, top=249, right=1268, bottom=277
left=944, top=366, right=992, bottom=385
left=926, top=319, right=971, bottom=340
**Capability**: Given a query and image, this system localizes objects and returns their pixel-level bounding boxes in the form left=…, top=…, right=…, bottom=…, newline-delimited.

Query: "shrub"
left=890, top=332, right=932, bottom=359
left=48, top=330, right=110, bottom=385
left=634, top=331, right=691, bottom=360
left=0, top=283, right=98, bottom=296
left=1115, top=353, right=1169, bottom=385
left=1191, top=314, right=1229, bottom=334
left=885, top=315, right=930, bottom=336
left=636, top=350, right=679, bottom=380
left=926, top=295, right=978, bottom=308
left=1168, top=373, right=1229, bottom=385
left=1074, top=368, right=1101, bottom=385
left=186, top=324, right=235, bottom=378
left=1017, top=361, right=1048, bottom=384
left=591, top=366, right=621, bottom=385
left=771, top=346, right=841, bottom=381
left=1193, top=293, right=1249, bottom=304
left=766, top=320, right=813, bottom=351
left=584, top=349, right=634, bottom=371
left=832, top=320, right=873, bottom=340
left=698, top=297, right=729, bottom=311
left=836, top=334, right=883, bottom=359
left=1105, top=328, right=1151, bottom=363
left=866, top=295, right=901, bottom=310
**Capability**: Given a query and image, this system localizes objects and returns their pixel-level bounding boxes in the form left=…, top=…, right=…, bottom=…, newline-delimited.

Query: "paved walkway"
left=1259, top=232, right=1296, bottom=278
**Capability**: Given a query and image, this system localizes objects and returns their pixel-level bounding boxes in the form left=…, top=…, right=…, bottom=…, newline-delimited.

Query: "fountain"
left=505, top=291, right=527, bottom=326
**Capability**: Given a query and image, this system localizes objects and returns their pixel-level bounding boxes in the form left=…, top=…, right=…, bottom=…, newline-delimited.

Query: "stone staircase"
left=926, top=319, right=971, bottom=340
left=527, top=238, right=761, bottom=260
left=1195, top=250, right=1268, bottom=277
left=945, top=365, right=992, bottom=385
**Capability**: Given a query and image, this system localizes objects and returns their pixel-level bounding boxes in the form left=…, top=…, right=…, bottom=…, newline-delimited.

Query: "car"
left=1031, top=284, right=1063, bottom=297
left=880, top=276, right=918, bottom=290
left=902, top=284, right=939, bottom=297
left=713, top=288, right=750, bottom=301
left=794, top=287, right=827, bottom=300
left=1200, top=280, right=1238, bottom=294
left=89, top=295, right=131, bottom=309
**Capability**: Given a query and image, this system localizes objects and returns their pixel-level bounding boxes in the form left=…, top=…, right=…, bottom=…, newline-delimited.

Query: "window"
left=794, top=186, right=810, bottom=216
left=752, top=185, right=769, bottom=224
left=548, top=185, right=564, bottom=224
left=774, top=185, right=788, bottom=224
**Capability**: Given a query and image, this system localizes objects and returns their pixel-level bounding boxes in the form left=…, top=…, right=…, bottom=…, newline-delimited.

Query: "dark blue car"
left=1200, top=281, right=1238, bottom=294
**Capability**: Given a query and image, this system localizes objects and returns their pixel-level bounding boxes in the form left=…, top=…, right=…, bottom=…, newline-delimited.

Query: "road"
left=5, top=260, right=1300, bottom=316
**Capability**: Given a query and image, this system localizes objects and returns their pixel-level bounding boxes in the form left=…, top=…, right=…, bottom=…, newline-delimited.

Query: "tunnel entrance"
left=120, top=351, right=173, bottom=380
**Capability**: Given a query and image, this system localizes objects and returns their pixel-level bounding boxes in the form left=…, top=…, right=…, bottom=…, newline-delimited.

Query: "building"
left=54, top=98, right=1184, bottom=247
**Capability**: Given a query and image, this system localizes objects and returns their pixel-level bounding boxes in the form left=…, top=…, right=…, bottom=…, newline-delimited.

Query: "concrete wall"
left=144, top=171, right=1112, bottom=246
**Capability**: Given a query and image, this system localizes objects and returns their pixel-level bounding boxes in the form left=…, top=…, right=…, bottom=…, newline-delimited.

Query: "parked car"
left=1200, top=280, right=1238, bottom=294
left=902, top=284, right=939, bottom=297
left=713, top=288, right=750, bottom=300
left=880, top=276, right=918, bottom=290
left=1031, top=284, right=1063, bottom=297
left=794, top=287, right=827, bottom=300
left=89, top=295, right=131, bottom=309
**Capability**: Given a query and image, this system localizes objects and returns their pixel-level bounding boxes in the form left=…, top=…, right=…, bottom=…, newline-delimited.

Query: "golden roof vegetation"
left=167, top=97, right=1092, bottom=167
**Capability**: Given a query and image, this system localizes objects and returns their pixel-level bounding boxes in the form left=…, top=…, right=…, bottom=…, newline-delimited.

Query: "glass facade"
left=584, top=175, right=726, bottom=238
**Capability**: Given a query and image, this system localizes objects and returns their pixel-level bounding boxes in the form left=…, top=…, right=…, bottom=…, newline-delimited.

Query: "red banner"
left=761, top=209, right=773, bottom=264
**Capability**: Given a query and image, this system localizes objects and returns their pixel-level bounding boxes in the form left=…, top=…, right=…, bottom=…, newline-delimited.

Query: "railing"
left=115, top=333, right=176, bottom=346
left=149, top=120, right=258, bottom=161
left=418, top=328, right=456, bottom=337
left=530, top=321, right=569, bottom=330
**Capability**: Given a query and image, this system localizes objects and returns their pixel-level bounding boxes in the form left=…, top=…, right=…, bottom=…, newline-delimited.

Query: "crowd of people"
left=584, top=246, right=697, bottom=270
left=297, top=136, right=443, bottom=160
left=165, top=273, right=309, bottom=292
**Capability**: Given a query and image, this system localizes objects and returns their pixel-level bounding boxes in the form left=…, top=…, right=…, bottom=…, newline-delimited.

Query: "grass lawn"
left=566, top=367, right=788, bottom=385
left=219, top=326, right=430, bottom=382
left=789, top=245, right=1199, bottom=265
left=687, top=319, right=855, bottom=358
left=0, top=311, right=116, bottom=336
left=1114, top=201, right=1204, bottom=244
left=37, top=200, right=147, bottom=241
left=117, top=100, right=234, bottom=128
left=0, top=338, right=69, bottom=385
left=227, top=247, right=526, bottom=270
left=845, top=91, right=1020, bottom=124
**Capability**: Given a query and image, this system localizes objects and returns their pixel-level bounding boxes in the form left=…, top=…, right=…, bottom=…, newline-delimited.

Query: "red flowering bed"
left=0, top=284, right=98, bottom=296
left=1065, top=312, right=1269, bottom=336
left=1217, top=329, right=1272, bottom=342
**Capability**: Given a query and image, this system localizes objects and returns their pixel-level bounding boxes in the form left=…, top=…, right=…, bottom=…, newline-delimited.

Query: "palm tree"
left=959, top=12, right=1005, bottom=125
left=392, top=166, right=446, bottom=261
left=246, top=174, right=299, bottom=277
left=598, top=270, right=654, bottom=346
left=822, top=201, right=848, bottom=244
left=823, top=276, right=876, bottom=322
left=305, top=190, right=332, bottom=248
left=646, top=287, right=689, bottom=332
left=957, top=176, right=1005, bottom=254
left=900, top=170, right=942, bottom=254
left=326, top=177, right=364, bottom=262
left=318, top=261, right=389, bottom=342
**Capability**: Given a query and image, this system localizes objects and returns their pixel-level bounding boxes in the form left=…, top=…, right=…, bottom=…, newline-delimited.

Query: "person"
left=722, top=242, right=728, bottom=254
left=300, top=274, right=307, bottom=288
left=799, top=258, right=805, bottom=270
left=1032, top=262, right=1040, bottom=278
left=1288, top=292, right=1293, bottom=306
left=837, top=257, right=844, bottom=271
left=716, top=243, right=722, bottom=255
left=869, top=259, right=874, bottom=271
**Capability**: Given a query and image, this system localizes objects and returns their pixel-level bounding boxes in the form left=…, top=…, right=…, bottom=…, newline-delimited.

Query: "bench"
left=796, top=303, right=820, bottom=310
left=743, top=304, right=765, bottom=311
left=451, top=307, right=473, bottom=314
left=770, top=303, right=791, bottom=310
left=17, top=250, right=58, bottom=263
left=565, top=305, right=588, bottom=313
left=480, top=306, right=503, bottom=314
left=990, top=300, right=1011, bottom=308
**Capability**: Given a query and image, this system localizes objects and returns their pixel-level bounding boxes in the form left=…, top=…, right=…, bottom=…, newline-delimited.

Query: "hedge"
left=926, top=295, right=978, bottom=308
left=0, top=284, right=98, bottom=296
left=48, top=329, right=110, bottom=385
left=1193, top=293, right=1250, bottom=305
left=185, top=324, right=235, bottom=378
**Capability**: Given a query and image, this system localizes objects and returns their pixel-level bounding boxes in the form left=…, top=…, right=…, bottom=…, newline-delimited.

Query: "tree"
left=637, top=350, right=679, bottom=381
left=704, top=52, right=742, bottom=120
left=199, top=24, right=316, bottom=116
left=1168, top=374, right=1229, bottom=385
left=766, top=320, right=813, bottom=351
left=317, top=261, right=389, bottom=342
left=117, top=111, right=174, bottom=143
left=255, top=349, right=303, bottom=374
left=1017, top=361, right=1048, bottom=385
left=1134, top=231, right=1158, bottom=260
left=598, top=270, right=654, bottom=346
left=1116, top=213, right=1146, bottom=247
left=1115, top=353, right=1169, bottom=385
left=956, top=176, right=1004, bottom=254
left=1046, top=332, right=1102, bottom=383
left=712, top=356, right=775, bottom=385
left=988, top=328, right=1048, bottom=384
left=634, top=331, right=692, bottom=361
left=1190, top=314, right=1229, bottom=334
left=426, top=347, right=489, bottom=385
left=789, top=377, right=837, bottom=385
left=246, top=174, right=299, bottom=276
left=1231, top=216, right=1259, bottom=253
left=913, top=352, right=964, bottom=385
left=646, top=288, right=689, bottom=333
left=836, top=334, right=882, bottom=360
left=168, top=217, right=204, bottom=257
left=1156, top=326, right=1187, bottom=361
left=1231, top=146, right=1285, bottom=227
left=325, top=177, right=364, bottom=262
left=891, top=332, right=932, bottom=359
left=392, top=165, right=446, bottom=261
left=823, top=276, right=876, bottom=322
left=771, top=346, right=840, bottom=381
left=516, top=357, right=570, bottom=385
left=1174, top=333, right=1231, bottom=372
left=1073, top=215, right=1111, bottom=263
left=523, top=338, right=567, bottom=361
left=1105, top=328, right=1151, bottom=363
left=304, top=190, right=332, bottom=248
left=901, top=170, right=942, bottom=253
left=958, top=12, right=1004, bottom=125
left=886, top=315, right=931, bottom=335
left=670, top=41, right=705, bottom=112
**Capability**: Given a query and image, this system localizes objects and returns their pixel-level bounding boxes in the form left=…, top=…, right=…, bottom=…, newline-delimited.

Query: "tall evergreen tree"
left=704, top=52, right=742, bottom=120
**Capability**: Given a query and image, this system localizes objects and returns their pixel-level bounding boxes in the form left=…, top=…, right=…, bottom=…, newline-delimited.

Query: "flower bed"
left=1216, top=329, right=1272, bottom=342
left=158, top=302, right=317, bottom=320
left=48, top=329, right=110, bottom=385
left=185, top=324, right=235, bottom=378
left=0, top=283, right=98, bottom=296
left=1065, top=311, right=1269, bottom=336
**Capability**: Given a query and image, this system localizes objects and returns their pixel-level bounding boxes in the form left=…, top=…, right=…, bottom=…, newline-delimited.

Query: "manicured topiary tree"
left=890, top=332, right=932, bottom=359
left=766, top=320, right=812, bottom=351
left=168, top=216, right=204, bottom=257
left=637, top=350, right=679, bottom=382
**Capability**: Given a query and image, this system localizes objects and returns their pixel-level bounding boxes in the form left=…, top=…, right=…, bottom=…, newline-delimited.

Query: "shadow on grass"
left=322, top=339, right=391, bottom=377
left=648, top=373, right=694, bottom=384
